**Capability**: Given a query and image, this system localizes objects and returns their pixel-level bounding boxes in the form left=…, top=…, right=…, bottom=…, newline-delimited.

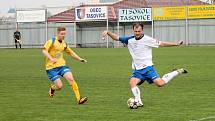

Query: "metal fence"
left=154, top=19, right=215, bottom=45
left=1, top=18, right=215, bottom=48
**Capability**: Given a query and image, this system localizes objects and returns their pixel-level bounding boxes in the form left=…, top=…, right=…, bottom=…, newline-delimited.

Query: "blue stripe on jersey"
left=119, top=34, right=145, bottom=44
left=119, top=36, right=134, bottom=45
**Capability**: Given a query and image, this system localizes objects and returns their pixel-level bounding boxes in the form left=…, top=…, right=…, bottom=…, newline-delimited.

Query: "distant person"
left=14, top=29, right=22, bottom=49
left=42, top=27, right=88, bottom=104
left=102, top=22, right=188, bottom=108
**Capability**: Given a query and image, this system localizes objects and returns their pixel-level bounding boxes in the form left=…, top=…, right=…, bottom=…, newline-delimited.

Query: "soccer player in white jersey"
left=102, top=23, right=187, bottom=108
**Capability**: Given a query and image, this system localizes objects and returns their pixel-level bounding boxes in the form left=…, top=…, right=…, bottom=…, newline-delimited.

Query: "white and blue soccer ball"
left=127, top=97, right=138, bottom=109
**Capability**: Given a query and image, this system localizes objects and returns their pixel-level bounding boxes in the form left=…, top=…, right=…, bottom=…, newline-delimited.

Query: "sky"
left=0, top=0, right=212, bottom=13
left=0, top=0, right=87, bottom=13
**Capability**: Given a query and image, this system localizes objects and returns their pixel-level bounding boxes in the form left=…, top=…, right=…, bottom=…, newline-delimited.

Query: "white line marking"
left=190, top=116, right=215, bottom=121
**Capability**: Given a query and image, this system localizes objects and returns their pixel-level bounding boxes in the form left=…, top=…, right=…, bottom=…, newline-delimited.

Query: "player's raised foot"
left=176, top=68, right=188, bottom=74
left=78, top=97, right=88, bottom=104
left=48, top=86, right=55, bottom=98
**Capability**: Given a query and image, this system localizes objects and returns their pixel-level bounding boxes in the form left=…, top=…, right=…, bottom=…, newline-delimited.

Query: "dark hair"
left=132, top=23, right=144, bottom=30
left=57, top=27, right=66, bottom=33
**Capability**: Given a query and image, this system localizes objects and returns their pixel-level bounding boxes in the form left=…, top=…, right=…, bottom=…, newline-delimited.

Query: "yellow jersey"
left=43, top=36, right=74, bottom=70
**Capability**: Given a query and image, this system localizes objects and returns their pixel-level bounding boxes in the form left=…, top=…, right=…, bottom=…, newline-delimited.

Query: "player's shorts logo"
left=76, top=7, right=85, bottom=19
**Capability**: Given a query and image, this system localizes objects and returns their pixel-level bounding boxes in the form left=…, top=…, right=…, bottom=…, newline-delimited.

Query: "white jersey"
left=119, top=34, right=160, bottom=70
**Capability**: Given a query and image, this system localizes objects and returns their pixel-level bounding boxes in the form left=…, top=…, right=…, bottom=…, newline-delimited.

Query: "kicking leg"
left=162, top=68, right=188, bottom=84
left=154, top=68, right=188, bottom=87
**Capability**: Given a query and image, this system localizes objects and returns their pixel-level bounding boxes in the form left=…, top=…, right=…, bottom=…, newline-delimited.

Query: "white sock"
left=162, top=71, right=179, bottom=84
left=131, top=86, right=142, bottom=103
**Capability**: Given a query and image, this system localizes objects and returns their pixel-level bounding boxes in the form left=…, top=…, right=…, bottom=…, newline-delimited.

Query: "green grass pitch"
left=0, top=46, right=215, bottom=121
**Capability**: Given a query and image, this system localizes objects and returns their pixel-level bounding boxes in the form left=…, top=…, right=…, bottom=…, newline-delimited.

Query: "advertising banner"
left=16, top=10, right=46, bottom=22
left=153, top=6, right=186, bottom=20
left=75, top=6, right=107, bottom=21
left=188, top=5, right=215, bottom=19
left=118, top=8, right=152, bottom=22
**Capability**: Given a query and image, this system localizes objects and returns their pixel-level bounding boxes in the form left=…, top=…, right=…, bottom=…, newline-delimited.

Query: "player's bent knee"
left=154, top=79, right=165, bottom=87
left=129, top=78, right=139, bottom=88
left=56, top=84, right=63, bottom=90
left=156, top=83, right=164, bottom=87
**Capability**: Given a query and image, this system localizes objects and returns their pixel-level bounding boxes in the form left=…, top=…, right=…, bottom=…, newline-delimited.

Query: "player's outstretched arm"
left=159, top=40, right=183, bottom=47
left=70, top=51, right=87, bottom=63
left=66, top=48, right=87, bottom=63
left=102, top=31, right=119, bottom=41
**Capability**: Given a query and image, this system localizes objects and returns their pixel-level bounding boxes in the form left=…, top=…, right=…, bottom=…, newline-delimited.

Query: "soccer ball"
left=127, top=97, right=138, bottom=109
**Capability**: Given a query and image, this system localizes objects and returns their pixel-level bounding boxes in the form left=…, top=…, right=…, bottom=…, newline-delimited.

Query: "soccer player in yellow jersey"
left=42, top=27, right=87, bottom=104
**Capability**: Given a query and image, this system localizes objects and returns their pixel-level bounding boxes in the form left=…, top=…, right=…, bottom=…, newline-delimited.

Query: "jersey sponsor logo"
left=56, top=53, right=61, bottom=59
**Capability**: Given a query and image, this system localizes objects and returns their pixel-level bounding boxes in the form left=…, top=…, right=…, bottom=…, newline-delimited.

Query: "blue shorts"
left=46, top=66, right=71, bottom=81
left=131, top=66, right=160, bottom=85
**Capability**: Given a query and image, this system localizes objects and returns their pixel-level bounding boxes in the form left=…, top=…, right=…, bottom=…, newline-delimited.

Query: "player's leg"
left=15, top=40, right=18, bottom=49
left=46, top=68, right=62, bottom=97
left=49, top=79, right=63, bottom=97
left=18, top=41, right=21, bottom=49
left=153, top=78, right=166, bottom=87
left=130, top=77, right=143, bottom=107
left=63, top=71, right=87, bottom=104
left=154, top=68, right=188, bottom=87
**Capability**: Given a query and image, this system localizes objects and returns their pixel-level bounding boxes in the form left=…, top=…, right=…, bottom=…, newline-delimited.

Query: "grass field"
left=0, top=46, right=215, bottom=121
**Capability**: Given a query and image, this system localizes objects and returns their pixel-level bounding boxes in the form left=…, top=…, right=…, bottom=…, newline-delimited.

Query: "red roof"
left=48, top=0, right=206, bottom=22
